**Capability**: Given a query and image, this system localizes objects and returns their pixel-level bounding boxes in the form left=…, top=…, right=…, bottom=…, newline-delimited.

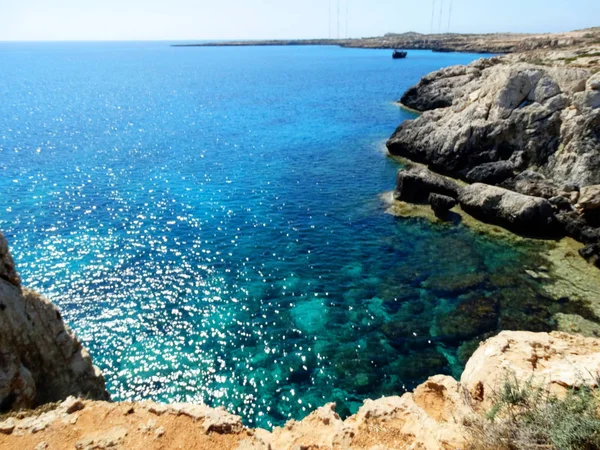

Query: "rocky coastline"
left=173, top=27, right=600, bottom=54
left=4, top=28, right=600, bottom=449
left=387, top=36, right=600, bottom=267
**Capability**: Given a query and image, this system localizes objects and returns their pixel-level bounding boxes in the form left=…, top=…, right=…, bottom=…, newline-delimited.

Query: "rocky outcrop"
left=458, top=183, right=559, bottom=235
left=388, top=48, right=600, bottom=260
left=400, top=57, right=502, bottom=112
left=388, top=60, right=599, bottom=186
left=461, top=331, right=600, bottom=411
left=3, top=331, right=600, bottom=450
left=395, top=167, right=460, bottom=203
left=0, top=232, right=20, bottom=288
left=0, top=231, right=109, bottom=412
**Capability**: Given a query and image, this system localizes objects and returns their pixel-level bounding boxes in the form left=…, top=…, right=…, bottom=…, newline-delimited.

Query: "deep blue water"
left=0, top=43, right=583, bottom=428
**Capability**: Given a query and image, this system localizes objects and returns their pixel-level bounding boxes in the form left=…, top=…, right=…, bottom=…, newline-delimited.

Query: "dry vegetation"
left=466, top=375, right=600, bottom=450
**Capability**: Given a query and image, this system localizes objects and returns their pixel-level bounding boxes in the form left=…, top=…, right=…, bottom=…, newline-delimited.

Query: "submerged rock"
left=434, top=294, right=499, bottom=341
left=458, top=183, right=558, bottom=236
left=422, top=272, right=488, bottom=296
left=395, top=167, right=460, bottom=204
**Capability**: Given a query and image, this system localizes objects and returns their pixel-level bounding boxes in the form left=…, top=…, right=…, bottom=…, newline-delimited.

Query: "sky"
left=1, top=0, right=599, bottom=41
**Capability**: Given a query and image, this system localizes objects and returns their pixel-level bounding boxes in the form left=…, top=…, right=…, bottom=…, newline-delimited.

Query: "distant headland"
left=172, top=27, right=600, bottom=54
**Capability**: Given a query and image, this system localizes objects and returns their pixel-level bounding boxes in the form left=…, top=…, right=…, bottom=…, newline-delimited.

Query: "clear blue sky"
left=1, top=0, right=598, bottom=41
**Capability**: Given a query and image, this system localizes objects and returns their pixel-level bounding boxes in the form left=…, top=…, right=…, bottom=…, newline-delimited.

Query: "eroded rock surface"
left=2, top=331, right=600, bottom=450
left=0, top=231, right=109, bottom=413
left=388, top=48, right=600, bottom=259
left=458, top=183, right=558, bottom=235
left=461, top=331, right=600, bottom=411
left=0, top=232, right=20, bottom=288
left=395, top=166, right=460, bottom=203
left=389, top=61, right=599, bottom=186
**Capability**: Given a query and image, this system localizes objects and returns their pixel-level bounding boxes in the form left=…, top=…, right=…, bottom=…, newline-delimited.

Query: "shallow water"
left=0, top=43, right=594, bottom=428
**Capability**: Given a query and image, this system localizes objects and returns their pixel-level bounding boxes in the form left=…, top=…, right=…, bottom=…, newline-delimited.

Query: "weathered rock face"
left=0, top=232, right=20, bottom=288
left=0, top=231, right=109, bottom=412
left=400, top=57, right=502, bottom=112
left=458, top=183, right=558, bottom=235
left=461, top=331, right=600, bottom=411
left=388, top=60, right=600, bottom=187
left=577, top=185, right=600, bottom=212
left=395, top=167, right=460, bottom=203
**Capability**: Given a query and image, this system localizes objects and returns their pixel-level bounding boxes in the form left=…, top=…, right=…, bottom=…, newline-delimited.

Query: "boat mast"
left=329, top=0, right=332, bottom=39
left=447, top=0, right=453, bottom=32
left=346, top=0, right=349, bottom=39
left=430, top=0, right=436, bottom=34
left=438, top=0, right=444, bottom=33
left=337, top=0, right=341, bottom=39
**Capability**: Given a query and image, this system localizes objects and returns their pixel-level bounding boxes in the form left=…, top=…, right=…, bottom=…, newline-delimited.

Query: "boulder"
left=576, top=185, right=600, bottom=212
left=555, top=209, right=600, bottom=243
left=395, top=167, right=460, bottom=204
left=458, top=183, right=558, bottom=235
left=588, top=72, right=600, bottom=91
left=466, top=161, right=515, bottom=184
left=548, top=195, right=573, bottom=212
left=428, top=193, right=457, bottom=216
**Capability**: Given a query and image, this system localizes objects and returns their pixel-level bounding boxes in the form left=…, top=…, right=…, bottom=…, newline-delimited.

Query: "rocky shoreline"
left=3, top=28, right=600, bottom=450
left=3, top=308, right=600, bottom=450
left=387, top=36, right=600, bottom=267
left=173, top=28, right=600, bottom=54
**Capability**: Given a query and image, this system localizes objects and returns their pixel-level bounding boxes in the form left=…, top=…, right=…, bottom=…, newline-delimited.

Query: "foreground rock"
left=0, top=231, right=109, bottom=412
left=461, top=331, right=600, bottom=411
left=2, top=331, right=599, bottom=450
left=459, top=183, right=559, bottom=235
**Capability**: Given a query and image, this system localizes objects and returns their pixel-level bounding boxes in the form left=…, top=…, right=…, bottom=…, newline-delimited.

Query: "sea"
left=0, top=42, right=589, bottom=428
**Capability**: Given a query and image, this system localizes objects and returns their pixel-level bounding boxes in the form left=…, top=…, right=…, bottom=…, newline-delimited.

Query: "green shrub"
left=466, top=375, right=600, bottom=450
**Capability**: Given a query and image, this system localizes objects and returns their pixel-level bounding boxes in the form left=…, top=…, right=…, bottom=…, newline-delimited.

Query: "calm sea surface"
left=0, top=43, right=583, bottom=427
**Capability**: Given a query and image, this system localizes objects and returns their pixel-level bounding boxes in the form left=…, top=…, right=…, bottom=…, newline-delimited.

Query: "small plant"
left=466, top=374, right=600, bottom=450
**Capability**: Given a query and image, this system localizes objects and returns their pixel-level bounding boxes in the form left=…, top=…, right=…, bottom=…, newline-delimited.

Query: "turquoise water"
left=0, top=43, right=585, bottom=428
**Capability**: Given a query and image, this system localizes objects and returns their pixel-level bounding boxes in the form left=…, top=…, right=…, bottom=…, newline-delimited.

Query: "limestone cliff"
left=387, top=41, right=600, bottom=264
left=0, top=231, right=109, bottom=413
